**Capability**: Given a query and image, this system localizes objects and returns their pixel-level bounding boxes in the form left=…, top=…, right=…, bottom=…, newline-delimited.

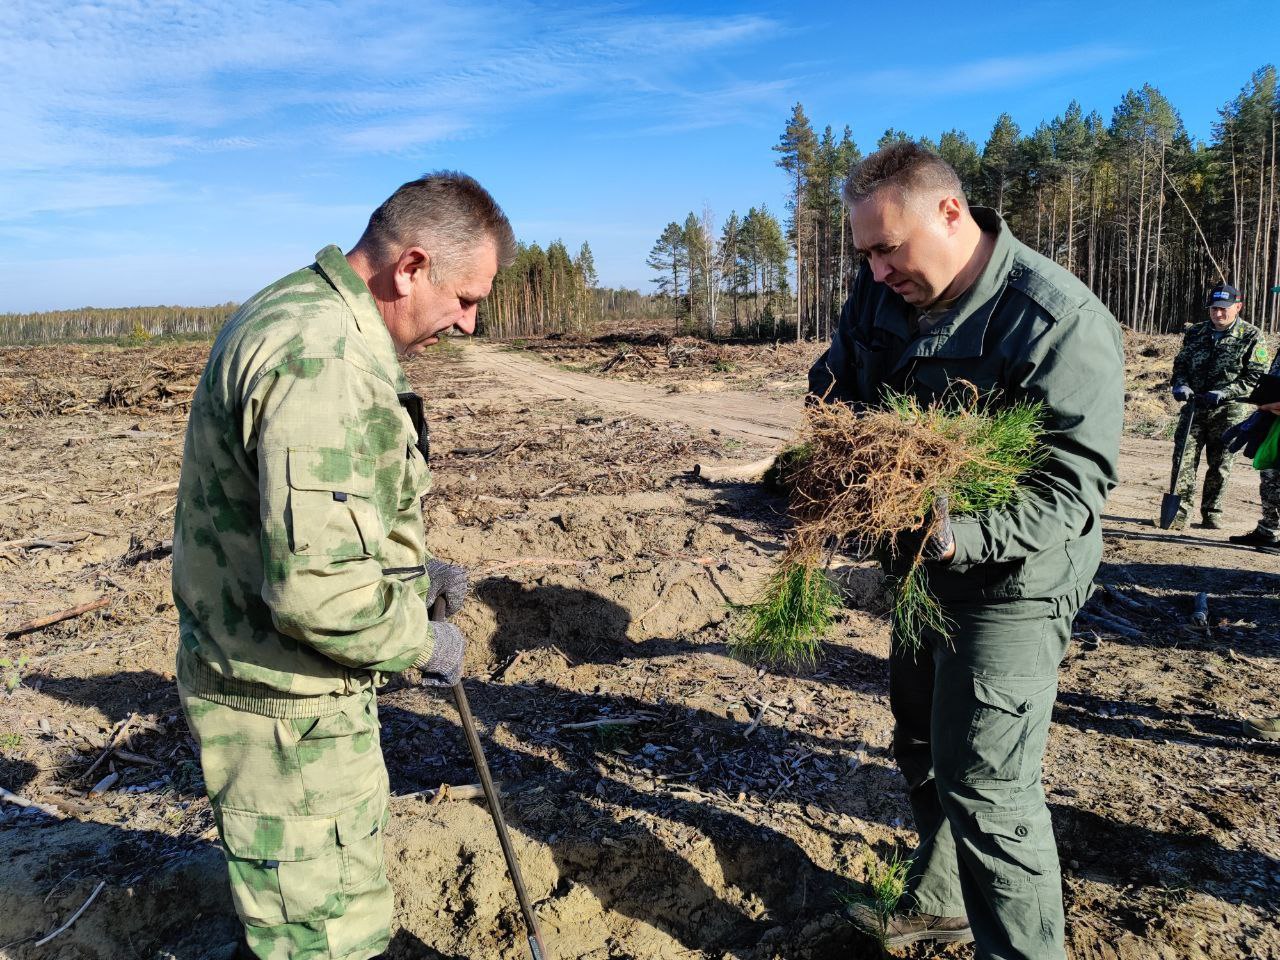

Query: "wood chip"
left=81, top=713, right=135, bottom=782
left=4, top=596, right=111, bottom=637
left=559, top=716, right=653, bottom=731
left=0, top=785, right=65, bottom=818
left=88, top=771, right=120, bottom=797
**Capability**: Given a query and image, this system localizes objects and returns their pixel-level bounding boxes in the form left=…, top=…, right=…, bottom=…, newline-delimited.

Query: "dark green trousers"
left=889, top=585, right=1087, bottom=960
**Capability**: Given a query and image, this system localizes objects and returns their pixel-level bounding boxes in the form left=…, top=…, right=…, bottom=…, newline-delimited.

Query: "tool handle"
left=1168, top=397, right=1197, bottom=493
left=430, top=598, right=550, bottom=960
left=450, top=679, right=550, bottom=960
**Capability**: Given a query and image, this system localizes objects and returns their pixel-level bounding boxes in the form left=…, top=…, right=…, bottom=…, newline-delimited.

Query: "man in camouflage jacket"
left=1168, top=283, right=1268, bottom=529
left=173, top=172, right=514, bottom=960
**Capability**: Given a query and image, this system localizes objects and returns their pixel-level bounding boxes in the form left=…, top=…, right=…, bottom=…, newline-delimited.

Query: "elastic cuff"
left=411, top=639, right=435, bottom=670
left=948, top=517, right=983, bottom=566
left=176, top=652, right=362, bottom=719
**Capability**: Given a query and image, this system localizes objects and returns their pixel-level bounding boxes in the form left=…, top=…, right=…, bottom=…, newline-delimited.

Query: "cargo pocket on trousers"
left=337, top=794, right=388, bottom=893
left=962, top=674, right=1058, bottom=784
left=219, top=807, right=346, bottom=926
left=973, top=805, right=1053, bottom=887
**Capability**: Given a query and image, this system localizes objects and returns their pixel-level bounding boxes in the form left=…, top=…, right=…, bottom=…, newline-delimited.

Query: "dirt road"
left=466, top=341, right=798, bottom=445
left=465, top=341, right=1269, bottom=555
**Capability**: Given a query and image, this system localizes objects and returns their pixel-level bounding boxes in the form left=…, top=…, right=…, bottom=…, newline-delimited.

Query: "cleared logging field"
left=1, top=336, right=1277, bottom=959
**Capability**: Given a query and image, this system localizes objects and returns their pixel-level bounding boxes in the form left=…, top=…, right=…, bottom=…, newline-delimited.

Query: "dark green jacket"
left=809, top=208, right=1124, bottom=601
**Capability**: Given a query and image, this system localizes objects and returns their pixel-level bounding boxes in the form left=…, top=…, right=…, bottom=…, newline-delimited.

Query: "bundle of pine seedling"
left=734, top=389, right=1044, bottom=666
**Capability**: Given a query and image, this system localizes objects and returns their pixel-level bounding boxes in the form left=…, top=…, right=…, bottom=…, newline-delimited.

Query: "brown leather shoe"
left=1244, top=715, right=1280, bottom=740
left=846, top=904, right=974, bottom=948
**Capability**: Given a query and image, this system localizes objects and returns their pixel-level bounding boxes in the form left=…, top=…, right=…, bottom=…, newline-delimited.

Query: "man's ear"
left=392, top=247, right=431, bottom=297
left=940, top=195, right=963, bottom=231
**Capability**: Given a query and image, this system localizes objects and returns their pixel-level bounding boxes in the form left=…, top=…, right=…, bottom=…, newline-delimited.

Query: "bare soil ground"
left=502, top=324, right=1186, bottom=439
left=1, top=329, right=1276, bottom=960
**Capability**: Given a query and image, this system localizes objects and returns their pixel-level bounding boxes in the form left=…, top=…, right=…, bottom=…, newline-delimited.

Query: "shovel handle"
left=430, top=599, right=550, bottom=960
left=1168, top=397, right=1197, bottom=493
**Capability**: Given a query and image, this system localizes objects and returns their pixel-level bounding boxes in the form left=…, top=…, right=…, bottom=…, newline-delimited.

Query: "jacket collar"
left=888, top=206, right=1015, bottom=374
left=313, top=245, right=409, bottom=390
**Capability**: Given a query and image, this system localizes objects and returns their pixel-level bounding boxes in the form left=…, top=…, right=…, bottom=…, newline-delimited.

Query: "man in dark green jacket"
left=811, top=143, right=1123, bottom=960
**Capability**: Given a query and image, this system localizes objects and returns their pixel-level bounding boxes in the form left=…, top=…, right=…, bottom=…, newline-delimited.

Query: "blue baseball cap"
left=1208, top=283, right=1241, bottom=306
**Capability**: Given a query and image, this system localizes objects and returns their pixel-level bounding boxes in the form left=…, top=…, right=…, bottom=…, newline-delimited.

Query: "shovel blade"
left=1158, top=493, right=1183, bottom=529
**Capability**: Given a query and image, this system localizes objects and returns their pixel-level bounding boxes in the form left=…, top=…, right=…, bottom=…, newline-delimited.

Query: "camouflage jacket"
left=1171, top=318, right=1268, bottom=400
left=173, top=245, right=436, bottom=716
left=809, top=207, right=1123, bottom=602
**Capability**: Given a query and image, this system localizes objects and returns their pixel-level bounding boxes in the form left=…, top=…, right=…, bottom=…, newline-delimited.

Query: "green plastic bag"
left=1254, top=416, right=1280, bottom=471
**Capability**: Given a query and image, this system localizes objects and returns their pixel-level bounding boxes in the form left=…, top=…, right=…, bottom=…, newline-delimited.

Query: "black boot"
left=1228, top=528, right=1280, bottom=549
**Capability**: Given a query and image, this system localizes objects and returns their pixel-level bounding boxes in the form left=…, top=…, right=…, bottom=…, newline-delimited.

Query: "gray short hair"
left=843, top=142, right=966, bottom=209
left=359, top=171, right=517, bottom=279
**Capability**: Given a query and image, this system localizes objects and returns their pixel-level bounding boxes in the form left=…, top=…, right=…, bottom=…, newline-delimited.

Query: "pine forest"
left=4, top=64, right=1278, bottom=342
left=653, top=64, right=1280, bottom=339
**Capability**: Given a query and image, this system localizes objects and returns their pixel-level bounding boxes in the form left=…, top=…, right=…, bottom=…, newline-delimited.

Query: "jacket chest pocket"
left=286, top=448, right=381, bottom=559
left=1205, top=339, right=1245, bottom=378
left=849, top=334, right=897, bottom=401
left=909, top=362, right=1000, bottom=406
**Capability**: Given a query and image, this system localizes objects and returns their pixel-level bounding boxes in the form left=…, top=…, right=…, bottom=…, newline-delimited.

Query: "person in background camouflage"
left=172, top=171, right=515, bottom=960
left=1223, top=352, right=1280, bottom=740
left=1226, top=348, right=1280, bottom=556
left=1167, top=283, right=1268, bottom=529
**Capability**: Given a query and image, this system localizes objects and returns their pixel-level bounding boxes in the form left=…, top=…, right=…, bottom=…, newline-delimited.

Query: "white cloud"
left=850, top=44, right=1136, bottom=98
left=622, top=79, right=799, bottom=136
left=337, top=116, right=474, bottom=153
left=0, top=173, right=176, bottom=220
left=0, top=0, right=782, bottom=191
left=0, top=0, right=778, bottom=248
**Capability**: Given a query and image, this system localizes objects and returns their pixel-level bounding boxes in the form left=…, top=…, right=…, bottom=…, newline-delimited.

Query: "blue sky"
left=2, top=0, right=1278, bottom=312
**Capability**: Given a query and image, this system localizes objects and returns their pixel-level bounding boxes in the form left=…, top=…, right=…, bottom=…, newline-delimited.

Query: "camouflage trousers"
left=1171, top=403, right=1244, bottom=525
left=1257, top=469, right=1280, bottom=535
left=179, top=682, right=392, bottom=960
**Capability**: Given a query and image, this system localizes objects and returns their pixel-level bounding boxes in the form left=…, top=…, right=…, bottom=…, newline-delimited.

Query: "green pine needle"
left=758, top=390, right=1046, bottom=660
left=732, top=560, right=840, bottom=668
left=892, top=564, right=952, bottom=647
left=947, top=401, right=1045, bottom=514
left=836, top=846, right=915, bottom=944
left=894, top=397, right=1044, bottom=652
